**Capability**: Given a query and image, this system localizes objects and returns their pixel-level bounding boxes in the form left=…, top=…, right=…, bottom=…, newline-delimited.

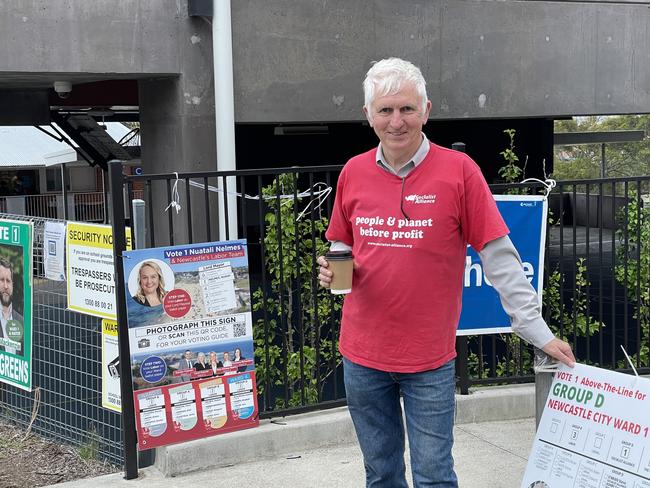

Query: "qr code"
left=233, top=322, right=246, bottom=338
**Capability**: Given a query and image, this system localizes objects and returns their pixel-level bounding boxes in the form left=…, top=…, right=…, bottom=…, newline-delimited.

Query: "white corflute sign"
left=522, top=363, right=650, bottom=488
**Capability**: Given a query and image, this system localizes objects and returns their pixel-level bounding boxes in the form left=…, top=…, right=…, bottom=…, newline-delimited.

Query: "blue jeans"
left=343, top=357, right=458, bottom=488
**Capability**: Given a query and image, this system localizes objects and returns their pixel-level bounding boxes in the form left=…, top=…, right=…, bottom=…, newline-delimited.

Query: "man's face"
left=184, top=351, right=191, bottom=360
left=0, top=265, right=13, bottom=308
left=364, top=83, right=431, bottom=166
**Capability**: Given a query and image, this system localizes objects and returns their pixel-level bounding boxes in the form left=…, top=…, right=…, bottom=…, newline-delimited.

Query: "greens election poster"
left=0, top=219, right=33, bottom=391
left=123, top=239, right=258, bottom=450
left=522, top=363, right=650, bottom=487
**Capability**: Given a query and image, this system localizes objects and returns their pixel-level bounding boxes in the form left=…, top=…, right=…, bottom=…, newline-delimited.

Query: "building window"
left=0, top=170, right=39, bottom=195
left=46, top=168, right=63, bottom=192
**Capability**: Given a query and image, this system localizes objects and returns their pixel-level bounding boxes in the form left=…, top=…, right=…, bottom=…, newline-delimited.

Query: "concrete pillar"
left=67, top=195, right=75, bottom=221
left=138, top=12, right=219, bottom=246
left=55, top=195, right=74, bottom=220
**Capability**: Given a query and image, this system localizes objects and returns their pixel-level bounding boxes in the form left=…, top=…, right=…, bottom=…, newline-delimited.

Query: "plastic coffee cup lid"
left=325, top=250, right=353, bottom=260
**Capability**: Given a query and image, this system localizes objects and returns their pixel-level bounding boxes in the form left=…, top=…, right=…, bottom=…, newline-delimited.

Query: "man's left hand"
left=541, top=338, right=576, bottom=368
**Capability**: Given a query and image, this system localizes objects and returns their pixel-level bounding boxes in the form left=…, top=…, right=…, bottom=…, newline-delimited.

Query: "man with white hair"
left=317, top=57, right=575, bottom=487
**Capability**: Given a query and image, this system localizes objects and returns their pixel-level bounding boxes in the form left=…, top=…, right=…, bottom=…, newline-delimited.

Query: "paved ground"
left=48, top=417, right=536, bottom=488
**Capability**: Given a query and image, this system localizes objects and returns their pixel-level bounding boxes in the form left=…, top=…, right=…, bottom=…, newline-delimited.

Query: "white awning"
left=0, top=123, right=131, bottom=168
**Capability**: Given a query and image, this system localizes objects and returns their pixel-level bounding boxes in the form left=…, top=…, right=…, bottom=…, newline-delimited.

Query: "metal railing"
left=0, top=190, right=144, bottom=223
left=72, top=192, right=105, bottom=222
left=119, top=166, right=346, bottom=419
left=1, top=163, right=648, bottom=475
left=25, top=194, right=59, bottom=219
left=466, top=177, right=650, bottom=389
left=119, top=165, right=650, bottom=416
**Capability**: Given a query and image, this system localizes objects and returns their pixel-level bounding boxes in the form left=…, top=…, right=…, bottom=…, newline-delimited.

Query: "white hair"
left=363, top=58, right=428, bottom=117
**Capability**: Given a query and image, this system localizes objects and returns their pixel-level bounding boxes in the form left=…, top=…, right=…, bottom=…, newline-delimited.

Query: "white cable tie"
left=188, top=179, right=259, bottom=200
left=533, top=347, right=561, bottom=373
left=165, top=172, right=182, bottom=214
left=296, top=184, right=332, bottom=221
left=620, top=345, right=639, bottom=378
left=534, top=361, right=561, bottom=373
left=521, top=177, right=556, bottom=199
left=188, top=178, right=332, bottom=204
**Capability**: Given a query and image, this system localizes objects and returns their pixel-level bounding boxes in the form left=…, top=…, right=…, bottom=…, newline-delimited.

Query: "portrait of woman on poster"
left=194, top=352, right=208, bottom=371
left=234, top=347, right=247, bottom=372
left=208, top=351, right=223, bottom=376
left=133, top=261, right=167, bottom=307
left=222, top=351, right=233, bottom=368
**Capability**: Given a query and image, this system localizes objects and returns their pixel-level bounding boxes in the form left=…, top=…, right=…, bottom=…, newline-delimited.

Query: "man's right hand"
left=317, top=256, right=332, bottom=288
left=541, top=338, right=576, bottom=368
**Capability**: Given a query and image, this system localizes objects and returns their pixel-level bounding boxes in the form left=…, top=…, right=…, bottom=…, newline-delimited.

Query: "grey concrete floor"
left=49, top=418, right=536, bottom=488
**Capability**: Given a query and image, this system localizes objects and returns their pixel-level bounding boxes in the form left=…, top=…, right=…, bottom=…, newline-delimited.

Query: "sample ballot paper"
left=522, top=363, right=650, bottom=487
left=199, top=262, right=237, bottom=313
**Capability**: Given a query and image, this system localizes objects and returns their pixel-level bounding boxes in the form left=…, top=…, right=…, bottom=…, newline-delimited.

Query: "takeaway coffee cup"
left=325, top=250, right=353, bottom=294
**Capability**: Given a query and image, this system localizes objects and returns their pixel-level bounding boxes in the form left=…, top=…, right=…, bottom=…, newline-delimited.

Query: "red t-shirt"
left=326, top=143, right=509, bottom=372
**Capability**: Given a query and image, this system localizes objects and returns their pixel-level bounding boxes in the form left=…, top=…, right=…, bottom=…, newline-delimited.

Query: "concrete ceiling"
left=0, top=77, right=150, bottom=124
left=0, top=72, right=145, bottom=91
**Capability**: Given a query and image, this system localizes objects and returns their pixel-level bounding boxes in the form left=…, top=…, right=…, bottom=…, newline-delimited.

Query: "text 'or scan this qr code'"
left=233, top=321, right=246, bottom=338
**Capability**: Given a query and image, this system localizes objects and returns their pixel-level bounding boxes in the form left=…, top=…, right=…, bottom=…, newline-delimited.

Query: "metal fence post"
left=131, top=199, right=146, bottom=250
left=452, top=142, right=470, bottom=394
left=535, top=350, right=554, bottom=428
left=60, top=163, right=69, bottom=220
left=130, top=196, right=156, bottom=467
left=108, top=160, right=139, bottom=479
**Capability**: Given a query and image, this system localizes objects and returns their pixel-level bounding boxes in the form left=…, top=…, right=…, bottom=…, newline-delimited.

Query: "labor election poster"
left=458, top=194, right=547, bottom=335
left=101, top=319, right=121, bottom=412
left=66, top=222, right=131, bottom=319
left=123, top=239, right=258, bottom=450
left=522, top=363, right=650, bottom=488
left=0, top=219, right=33, bottom=391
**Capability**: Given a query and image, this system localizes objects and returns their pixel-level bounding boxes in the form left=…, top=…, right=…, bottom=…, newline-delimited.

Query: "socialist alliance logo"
left=404, top=194, right=436, bottom=204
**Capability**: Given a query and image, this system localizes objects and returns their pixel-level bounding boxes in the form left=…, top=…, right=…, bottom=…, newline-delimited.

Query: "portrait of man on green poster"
left=0, top=219, right=33, bottom=391
left=0, top=251, right=25, bottom=356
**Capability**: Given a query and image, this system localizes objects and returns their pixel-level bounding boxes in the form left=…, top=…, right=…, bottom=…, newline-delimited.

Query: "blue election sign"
left=457, top=195, right=547, bottom=336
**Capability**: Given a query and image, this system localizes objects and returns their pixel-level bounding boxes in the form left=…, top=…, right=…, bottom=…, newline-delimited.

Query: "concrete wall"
left=2, top=0, right=648, bottom=122
left=0, top=0, right=181, bottom=76
left=231, top=0, right=650, bottom=122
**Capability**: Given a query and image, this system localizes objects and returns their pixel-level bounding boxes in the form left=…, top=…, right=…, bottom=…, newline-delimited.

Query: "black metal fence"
left=0, top=214, right=123, bottom=465
left=1, top=164, right=649, bottom=474
left=120, top=165, right=650, bottom=413
left=465, top=176, right=650, bottom=390
left=120, top=165, right=347, bottom=417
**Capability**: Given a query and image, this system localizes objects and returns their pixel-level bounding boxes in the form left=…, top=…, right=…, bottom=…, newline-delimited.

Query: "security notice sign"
left=101, top=319, right=121, bottom=412
left=522, top=363, right=650, bottom=488
left=123, top=239, right=258, bottom=450
left=66, top=222, right=131, bottom=319
left=458, top=195, right=547, bottom=335
left=0, top=219, right=33, bottom=391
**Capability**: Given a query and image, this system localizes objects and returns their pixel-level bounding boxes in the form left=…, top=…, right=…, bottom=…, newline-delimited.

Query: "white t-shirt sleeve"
left=478, top=235, right=555, bottom=349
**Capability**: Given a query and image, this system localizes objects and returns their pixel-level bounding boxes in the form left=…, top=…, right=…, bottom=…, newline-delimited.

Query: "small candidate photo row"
left=131, top=343, right=254, bottom=390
